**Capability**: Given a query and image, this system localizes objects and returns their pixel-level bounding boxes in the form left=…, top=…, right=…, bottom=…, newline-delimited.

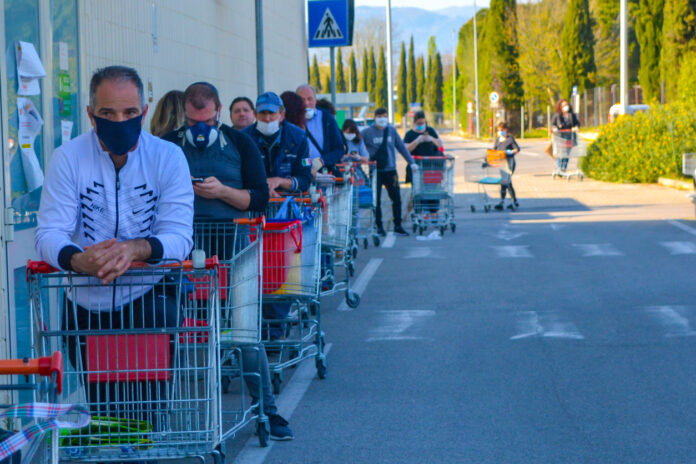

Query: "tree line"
left=309, top=35, right=446, bottom=118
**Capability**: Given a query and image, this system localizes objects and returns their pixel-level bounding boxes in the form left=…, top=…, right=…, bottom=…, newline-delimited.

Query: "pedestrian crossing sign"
left=308, top=0, right=353, bottom=48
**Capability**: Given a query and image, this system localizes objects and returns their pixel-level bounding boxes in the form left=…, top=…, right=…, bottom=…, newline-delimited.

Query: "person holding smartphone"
left=341, top=119, right=369, bottom=162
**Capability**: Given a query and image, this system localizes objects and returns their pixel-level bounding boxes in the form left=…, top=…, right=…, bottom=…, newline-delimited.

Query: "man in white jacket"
left=35, top=66, right=193, bottom=426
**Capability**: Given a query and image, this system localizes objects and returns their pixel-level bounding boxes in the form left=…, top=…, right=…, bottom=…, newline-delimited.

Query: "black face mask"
left=92, top=114, right=143, bottom=155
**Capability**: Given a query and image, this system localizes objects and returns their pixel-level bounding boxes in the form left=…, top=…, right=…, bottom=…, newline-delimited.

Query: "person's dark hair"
left=497, top=121, right=509, bottom=131
left=374, top=107, right=388, bottom=117
left=280, top=91, right=306, bottom=128
left=342, top=119, right=362, bottom=141
left=150, top=90, right=185, bottom=137
left=316, top=98, right=336, bottom=116
left=184, top=82, right=221, bottom=111
left=230, top=96, right=254, bottom=113
left=89, top=65, right=144, bottom=109
left=413, top=110, right=426, bottom=121
left=555, top=99, right=573, bottom=114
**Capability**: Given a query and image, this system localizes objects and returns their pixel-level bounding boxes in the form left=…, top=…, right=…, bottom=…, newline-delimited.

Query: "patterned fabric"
left=0, top=403, right=91, bottom=460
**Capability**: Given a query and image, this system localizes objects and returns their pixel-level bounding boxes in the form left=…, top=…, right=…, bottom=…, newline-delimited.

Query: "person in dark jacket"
left=551, top=98, right=580, bottom=172
left=296, top=84, right=345, bottom=171
left=163, top=82, right=293, bottom=441
left=243, top=92, right=312, bottom=197
left=492, top=121, right=520, bottom=211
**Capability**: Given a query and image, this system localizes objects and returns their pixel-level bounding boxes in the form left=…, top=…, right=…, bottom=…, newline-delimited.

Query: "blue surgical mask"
left=186, top=121, right=219, bottom=149
left=93, top=114, right=143, bottom=155
left=498, top=130, right=506, bottom=137
left=415, top=124, right=427, bottom=132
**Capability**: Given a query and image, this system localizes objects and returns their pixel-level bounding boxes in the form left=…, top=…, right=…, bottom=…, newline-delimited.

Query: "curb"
left=658, top=177, right=694, bottom=191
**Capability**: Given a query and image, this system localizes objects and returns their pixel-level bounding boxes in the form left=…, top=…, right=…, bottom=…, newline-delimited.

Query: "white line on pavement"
left=660, top=241, right=696, bottom=255
left=367, top=310, right=435, bottom=342
left=572, top=243, right=623, bottom=257
left=337, top=258, right=383, bottom=311
left=668, top=219, right=696, bottom=236
left=510, top=311, right=584, bottom=340
left=381, top=232, right=396, bottom=248
left=518, top=150, right=540, bottom=158
left=646, top=306, right=696, bottom=337
left=233, top=344, right=333, bottom=464
left=492, top=245, right=533, bottom=258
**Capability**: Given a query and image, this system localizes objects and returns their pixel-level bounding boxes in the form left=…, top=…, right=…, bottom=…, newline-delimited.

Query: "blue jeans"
left=557, top=150, right=570, bottom=171
left=241, top=344, right=277, bottom=415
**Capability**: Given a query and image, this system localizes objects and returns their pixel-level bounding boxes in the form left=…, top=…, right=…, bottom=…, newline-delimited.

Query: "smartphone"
left=191, top=177, right=205, bottom=184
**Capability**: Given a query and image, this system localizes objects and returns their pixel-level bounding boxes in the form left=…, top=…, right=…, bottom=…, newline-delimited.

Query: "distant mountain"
left=355, top=6, right=475, bottom=54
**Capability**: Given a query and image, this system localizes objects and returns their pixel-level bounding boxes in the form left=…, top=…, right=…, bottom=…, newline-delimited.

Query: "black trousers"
left=62, top=284, right=180, bottom=426
left=376, top=170, right=402, bottom=228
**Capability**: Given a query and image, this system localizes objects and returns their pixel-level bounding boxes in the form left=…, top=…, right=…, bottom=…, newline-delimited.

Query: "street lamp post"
left=620, top=0, right=628, bottom=113
left=452, top=29, right=457, bottom=133
left=386, top=0, right=394, bottom=123
left=473, top=0, right=480, bottom=138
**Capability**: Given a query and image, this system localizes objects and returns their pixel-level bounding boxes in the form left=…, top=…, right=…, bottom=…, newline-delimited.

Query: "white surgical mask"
left=375, top=117, right=388, bottom=128
left=344, top=132, right=356, bottom=141
left=256, top=119, right=280, bottom=136
left=498, top=130, right=506, bottom=137
left=562, top=105, right=570, bottom=113
left=305, top=107, right=315, bottom=120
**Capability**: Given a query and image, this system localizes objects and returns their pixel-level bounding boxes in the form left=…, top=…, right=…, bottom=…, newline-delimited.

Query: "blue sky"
left=355, top=0, right=489, bottom=9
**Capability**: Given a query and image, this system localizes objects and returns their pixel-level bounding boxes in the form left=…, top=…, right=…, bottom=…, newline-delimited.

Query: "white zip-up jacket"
left=35, top=129, right=194, bottom=311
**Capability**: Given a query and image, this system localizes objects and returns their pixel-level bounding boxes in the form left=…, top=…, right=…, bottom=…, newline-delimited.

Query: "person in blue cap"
left=243, top=91, right=312, bottom=197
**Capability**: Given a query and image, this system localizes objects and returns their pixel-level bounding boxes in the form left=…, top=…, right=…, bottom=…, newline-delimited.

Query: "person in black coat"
left=492, top=121, right=520, bottom=210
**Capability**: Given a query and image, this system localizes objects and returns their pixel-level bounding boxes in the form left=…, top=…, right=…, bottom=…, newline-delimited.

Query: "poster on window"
left=17, top=97, right=45, bottom=191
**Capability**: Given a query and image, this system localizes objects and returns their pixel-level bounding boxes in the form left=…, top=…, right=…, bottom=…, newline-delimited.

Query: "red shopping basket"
left=86, top=334, right=171, bottom=382
left=189, top=267, right=228, bottom=301
left=423, top=170, right=443, bottom=184
left=260, top=220, right=302, bottom=294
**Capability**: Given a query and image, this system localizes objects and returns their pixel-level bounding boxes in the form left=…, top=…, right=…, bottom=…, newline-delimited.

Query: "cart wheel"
left=345, top=291, right=360, bottom=308
left=470, top=205, right=476, bottom=213
left=450, top=223, right=456, bottom=233
left=363, top=238, right=369, bottom=249
left=257, top=421, right=269, bottom=447
left=214, top=442, right=227, bottom=463
left=272, top=372, right=282, bottom=395
left=316, top=357, right=327, bottom=379
left=373, top=235, right=381, bottom=247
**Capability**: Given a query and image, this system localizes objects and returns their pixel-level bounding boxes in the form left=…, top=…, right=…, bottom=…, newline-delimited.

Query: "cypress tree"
left=322, top=73, right=331, bottom=95
left=407, top=35, right=417, bottom=107
left=397, top=42, right=408, bottom=116
left=660, top=0, right=696, bottom=102
left=360, top=49, right=369, bottom=92
left=375, top=46, right=388, bottom=109
left=368, top=47, right=377, bottom=102
left=433, top=52, right=444, bottom=112
left=336, top=48, right=347, bottom=93
left=416, top=55, right=425, bottom=105
left=560, top=0, right=596, bottom=97
left=349, top=49, right=358, bottom=93
left=635, top=0, right=664, bottom=102
left=481, top=0, right=525, bottom=122
left=310, top=54, right=321, bottom=92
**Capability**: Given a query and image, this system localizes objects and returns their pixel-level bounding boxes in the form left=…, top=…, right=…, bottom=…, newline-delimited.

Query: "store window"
left=51, top=0, right=80, bottom=151
left=4, top=0, right=43, bottom=230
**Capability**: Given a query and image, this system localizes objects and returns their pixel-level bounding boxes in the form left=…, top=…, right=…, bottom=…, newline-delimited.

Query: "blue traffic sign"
left=308, top=0, right=352, bottom=48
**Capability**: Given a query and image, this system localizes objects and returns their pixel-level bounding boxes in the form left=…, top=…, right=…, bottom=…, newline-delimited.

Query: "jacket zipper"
left=112, top=165, right=121, bottom=312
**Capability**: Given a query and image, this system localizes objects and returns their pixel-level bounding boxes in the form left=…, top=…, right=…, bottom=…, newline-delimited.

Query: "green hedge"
left=580, top=101, right=696, bottom=183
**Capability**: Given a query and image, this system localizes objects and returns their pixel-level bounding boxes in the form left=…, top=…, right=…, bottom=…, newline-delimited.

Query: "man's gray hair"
left=89, top=65, right=145, bottom=109
left=296, top=84, right=317, bottom=96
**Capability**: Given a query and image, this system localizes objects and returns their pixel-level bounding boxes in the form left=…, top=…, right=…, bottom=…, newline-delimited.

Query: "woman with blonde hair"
left=150, top=90, right=185, bottom=137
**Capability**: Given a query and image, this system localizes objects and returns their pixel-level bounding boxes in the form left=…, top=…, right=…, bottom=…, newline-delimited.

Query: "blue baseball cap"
left=256, top=92, right=284, bottom=113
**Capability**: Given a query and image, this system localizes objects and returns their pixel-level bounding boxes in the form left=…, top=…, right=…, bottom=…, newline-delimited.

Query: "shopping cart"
left=28, top=258, right=223, bottom=462
left=344, top=161, right=380, bottom=250
left=191, top=217, right=270, bottom=446
left=410, top=155, right=456, bottom=235
left=552, top=129, right=586, bottom=180
left=261, top=196, right=326, bottom=394
left=0, top=352, right=91, bottom=464
left=464, top=149, right=513, bottom=212
left=317, top=175, right=360, bottom=309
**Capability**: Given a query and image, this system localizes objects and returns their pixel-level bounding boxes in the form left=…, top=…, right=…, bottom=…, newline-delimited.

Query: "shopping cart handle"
left=0, top=352, right=63, bottom=394
left=233, top=217, right=266, bottom=226
left=27, top=257, right=221, bottom=276
left=26, top=260, right=59, bottom=277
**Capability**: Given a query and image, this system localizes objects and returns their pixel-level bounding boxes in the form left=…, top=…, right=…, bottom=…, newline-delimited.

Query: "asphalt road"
left=227, top=136, right=696, bottom=464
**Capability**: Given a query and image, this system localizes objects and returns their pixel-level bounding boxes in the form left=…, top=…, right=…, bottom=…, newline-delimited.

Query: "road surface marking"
left=667, top=220, right=696, bottom=236
left=660, top=241, right=696, bottom=255
left=381, top=232, right=396, bottom=248
left=519, top=150, right=540, bottom=158
left=646, top=306, right=696, bottom=337
left=233, top=344, right=333, bottom=464
left=549, top=224, right=565, bottom=231
left=367, top=310, right=435, bottom=342
left=492, top=245, right=533, bottom=258
left=510, top=311, right=584, bottom=340
left=337, top=258, right=383, bottom=312
left=572, top=243, right=623, bottom=257
left=403, top=246, right=444, bottom=259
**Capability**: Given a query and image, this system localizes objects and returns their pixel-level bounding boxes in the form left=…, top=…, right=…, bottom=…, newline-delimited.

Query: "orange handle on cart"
left=269, top=197, right=313, bottom=204
left=0, top=351, right=63, bottom=394
left=27, top=257, right=220, bottom=277
left=233, top=216, right=266, bottom=227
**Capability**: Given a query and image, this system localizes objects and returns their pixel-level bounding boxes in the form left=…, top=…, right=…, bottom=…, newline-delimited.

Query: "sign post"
left=308, top=0, right=354, bottom=105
